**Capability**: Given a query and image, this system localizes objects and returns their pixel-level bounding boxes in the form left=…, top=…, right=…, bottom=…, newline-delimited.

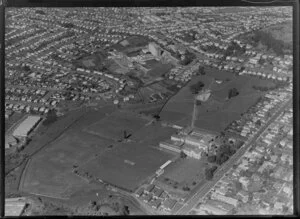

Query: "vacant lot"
left=160, top=70, right=263, bottom=133
left=79, top=142, right=174, bottom=192
left=84, top=111, right=148, bottom=141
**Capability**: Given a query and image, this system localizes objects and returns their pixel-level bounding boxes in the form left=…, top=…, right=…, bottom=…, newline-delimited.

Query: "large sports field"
left=19, top=106, right=116, bottom=198
left=20, top=106, right=177, bottom=197
left=160, top=69, right=268, bottom=133
left=20, top=130, right=114, bottom=198
left=79, top=142, right=174, bottom=192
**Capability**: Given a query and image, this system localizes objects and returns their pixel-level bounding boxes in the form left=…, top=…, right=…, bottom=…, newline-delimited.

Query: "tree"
left=207, top=155, right=216, bottom=163
left=198, top=66, right=205, bottom=75
left=205, top=166, right=218, bottom=180
left=216, top=154, right=229, bottom=165
left=23, top=66, right=31, bottom=72
left=121, top=205, right=130, bottom=215
left=43, top=109, right=57, bottom=126
left=258, top=58, right=265, bottom=65
left=190, top=81, right=204, bottom=94
left=153, top=114, right=160, bottom=121
left=182, top=186, right=190, bottom=191
left=228, top=88, right=239, bottom=99
left=255, top=119, right=262, bottom=127
left=180, top=151, right=187, bottom=159
left=205, top=168, right=214, bottom=180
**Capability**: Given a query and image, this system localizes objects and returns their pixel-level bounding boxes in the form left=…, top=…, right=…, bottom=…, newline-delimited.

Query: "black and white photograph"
left=2, top=1, right=298, bottom=216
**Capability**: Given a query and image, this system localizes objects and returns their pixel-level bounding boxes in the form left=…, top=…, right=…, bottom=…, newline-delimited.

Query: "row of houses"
left=135, top=184, right=177, bottom=212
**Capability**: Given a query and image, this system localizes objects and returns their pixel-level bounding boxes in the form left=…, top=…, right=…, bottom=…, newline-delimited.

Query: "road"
left=175, top=97, right=292, bottom=215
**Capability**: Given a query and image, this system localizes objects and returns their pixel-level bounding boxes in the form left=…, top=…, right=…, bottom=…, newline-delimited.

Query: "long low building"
left=159, top=139, right=183, bottom=153
left=5, top=197, right=27, bottom=216
left=13, top=115, right=42, bottom=138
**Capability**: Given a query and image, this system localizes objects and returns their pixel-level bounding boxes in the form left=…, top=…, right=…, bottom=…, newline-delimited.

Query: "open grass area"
left=79, top=142, right=174, bottom=192
left=20, top=105, right=176, bottom=198
left=155, top=157, right=208, bottom=198
left=20, top=130, right=115, bottom=198
left=147, top=63, right=173, bottom=78
left=77, top=51, right=107, bottom=69
left=84, top=111, right=148, bottom=141
left=19, top=106, right=116, bottom=198
left=131, top=122, right=176, bottom=145
left=160, top=69, right=263, bottom=133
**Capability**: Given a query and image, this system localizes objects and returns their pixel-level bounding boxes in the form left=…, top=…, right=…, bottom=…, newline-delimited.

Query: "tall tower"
left=191, top=97, right=198, bottom=129
left=191, top=88, right=212, bottom=129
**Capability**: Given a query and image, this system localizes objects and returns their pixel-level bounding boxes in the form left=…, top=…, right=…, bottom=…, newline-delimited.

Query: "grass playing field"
left=20, top=106, right=177, bottom=197
left=79, top=142, right=174, bottom=192
left=19, top=106, right=116, bottom=198
left=84, top=111, right=148, bottom=141
left=20, top=131, right=114, bottom=198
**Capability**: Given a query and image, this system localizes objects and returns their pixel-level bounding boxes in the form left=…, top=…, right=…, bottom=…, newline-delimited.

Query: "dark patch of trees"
left=255, top=119, right=262, bottom=127
left=182, top=186, right=190, bottom=191
left=43, top=109, right=57, bottom=126
left=212, top=144, right=237, bottom=165
left=198, top=65, right=206, bottom=75
left=223, top=41, right=245, bottom=58
left=35, top=10, right=46, bottom=15
left=228, top=88, right=239, bottom=99
left=190, top=81, right=205, bottom=94
left=258, top=58, right=265, bottom=65
left=153, top=114, right=160, bottom=121
left=207, top=155, right=217, bottom=163
left=180, top=151, right=187, bottom=159
left=61, top=22, right=75, bottom=28
left=252, top=80, right=288, bottom=92
left=23, top=66, right=31, bottom=72
left=205, top=166, right=218, bottom=180
left=180, top=50, right=196, bottom=66
left=252, top=30, right=291, bottom=56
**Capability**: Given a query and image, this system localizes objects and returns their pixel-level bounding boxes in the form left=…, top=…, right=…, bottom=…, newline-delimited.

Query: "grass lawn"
left=155, top=157, right=208, bottom=198
left=147, top=63, right=173, bottom=78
